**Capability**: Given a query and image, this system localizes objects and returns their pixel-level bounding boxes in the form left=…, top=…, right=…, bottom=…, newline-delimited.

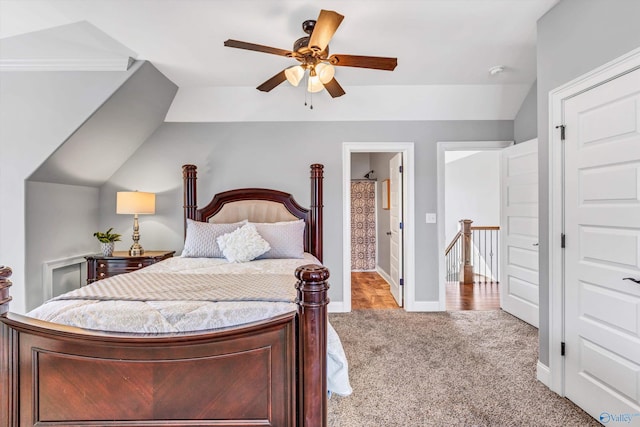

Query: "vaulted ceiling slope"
left=0, top=0, right=558, bottom=121
left=28, top=61, right=178, bottom=187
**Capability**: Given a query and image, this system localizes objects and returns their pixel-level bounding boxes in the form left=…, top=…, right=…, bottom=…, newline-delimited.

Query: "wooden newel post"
left=460, top=219, right=474, bottom=285
left=0, top=266, right=11, bottom=316
left=295, top=264, right=330, bottom=427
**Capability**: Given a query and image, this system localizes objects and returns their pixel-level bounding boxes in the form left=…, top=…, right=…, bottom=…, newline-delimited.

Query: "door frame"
left=341, top=142, right=415, bottom=312
left=436, top=141, right=513, bottom=311
left=547, top=47, right=640, bottom=395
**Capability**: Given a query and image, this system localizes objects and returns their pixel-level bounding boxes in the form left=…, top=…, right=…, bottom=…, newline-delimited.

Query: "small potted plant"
left=93, top=228, right=121, bottom=257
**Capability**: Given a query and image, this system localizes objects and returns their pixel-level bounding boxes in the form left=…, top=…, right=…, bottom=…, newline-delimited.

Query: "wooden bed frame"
left=0, top=164, right=329, bottom=427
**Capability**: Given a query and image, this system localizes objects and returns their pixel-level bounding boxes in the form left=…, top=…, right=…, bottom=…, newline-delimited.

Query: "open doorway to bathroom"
left=350, top=152, right=400, bottom=310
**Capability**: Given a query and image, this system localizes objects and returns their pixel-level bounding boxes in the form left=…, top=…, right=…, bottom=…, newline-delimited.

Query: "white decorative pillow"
left=181, top=219, right=247, bottom=258
left=253, top=220, right=305, bottom=259
left=217, top=223, right=271, bottom=263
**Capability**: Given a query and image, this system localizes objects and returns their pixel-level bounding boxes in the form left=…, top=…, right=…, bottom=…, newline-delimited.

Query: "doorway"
left=350, top=152, right=402, bottom=310
left=443, top=149, right=502, bottom=311
left=436, top=141, right=513, bottom=311
left=341, top=142, right=415, bottom=312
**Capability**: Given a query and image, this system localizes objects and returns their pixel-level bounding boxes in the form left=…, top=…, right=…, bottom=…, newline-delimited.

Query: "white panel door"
left=500, top=139, right=539, bottom=326
left=389, top=153, right=403, bottom=306
left=564, top=67, right=640, bottom=421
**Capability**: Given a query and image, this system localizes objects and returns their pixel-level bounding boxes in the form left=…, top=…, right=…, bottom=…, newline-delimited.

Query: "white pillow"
left=217, top=223, right=271, bottom=263
left=253, top=220, right=305, bottom=259
left=181, top=219, right=247, bottom=258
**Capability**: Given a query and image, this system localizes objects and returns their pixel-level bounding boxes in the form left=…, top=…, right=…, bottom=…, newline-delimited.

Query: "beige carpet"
left=327, top=309, right=600, bottom=427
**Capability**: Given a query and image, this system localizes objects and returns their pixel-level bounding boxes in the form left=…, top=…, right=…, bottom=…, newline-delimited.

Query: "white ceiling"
left=0, top=0, right=559, bottom=121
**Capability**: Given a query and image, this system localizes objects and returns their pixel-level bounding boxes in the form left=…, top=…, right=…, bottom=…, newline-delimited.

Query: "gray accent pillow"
left=253, top=220, right=305, bottom=259
left=181, top=219, right=247, bottom=258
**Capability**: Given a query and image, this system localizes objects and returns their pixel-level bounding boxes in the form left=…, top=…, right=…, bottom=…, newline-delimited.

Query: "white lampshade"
left=285, top=65, right=305, bottom=87
left=116, top=191, right=156, bottom=215
left=315, top=62, right=335, bottom=84
left=307, top=75, right=324, bottom=93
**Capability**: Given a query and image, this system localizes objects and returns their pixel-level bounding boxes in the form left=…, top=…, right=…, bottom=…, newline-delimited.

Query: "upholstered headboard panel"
left=208, top=200, right=298, bottom=224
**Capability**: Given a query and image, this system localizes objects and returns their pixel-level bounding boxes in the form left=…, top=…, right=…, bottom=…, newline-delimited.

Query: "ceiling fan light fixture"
left=307, top=73, right=324, bottom=93
left=316, top=62, right=335, bottom=84
left=285, top=65, right=305, bottom=87
left=224, top=9, right=397, bottom=103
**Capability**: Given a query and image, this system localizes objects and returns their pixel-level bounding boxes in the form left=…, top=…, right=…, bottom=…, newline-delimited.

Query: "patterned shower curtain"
left=351, top=181, right=376, bottom=271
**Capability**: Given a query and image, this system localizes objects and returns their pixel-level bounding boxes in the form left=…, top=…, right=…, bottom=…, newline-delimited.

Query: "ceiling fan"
left=224, top=9, right=398, bottom=99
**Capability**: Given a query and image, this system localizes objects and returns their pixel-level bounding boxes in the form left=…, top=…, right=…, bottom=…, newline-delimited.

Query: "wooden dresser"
left=85, top=250, right=175, bottom=284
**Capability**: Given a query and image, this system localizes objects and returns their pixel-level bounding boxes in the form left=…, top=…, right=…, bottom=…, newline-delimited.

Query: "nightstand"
left=85, top=251, right=175, bottom=285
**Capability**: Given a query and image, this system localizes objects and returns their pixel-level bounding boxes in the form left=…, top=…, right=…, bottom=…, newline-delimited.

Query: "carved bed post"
left=0, top=266, right=11, bottom=317
left=310, top=164, right=324, bottom=262
left=182, top=164, right=198, bottom=238
left=1, top=266, right=13, bottom=426
left=295, top=264, right=330, bottom=427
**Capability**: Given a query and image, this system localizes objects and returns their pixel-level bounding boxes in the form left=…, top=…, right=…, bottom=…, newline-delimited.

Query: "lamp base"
left=129, top=243, right=144, bottom=256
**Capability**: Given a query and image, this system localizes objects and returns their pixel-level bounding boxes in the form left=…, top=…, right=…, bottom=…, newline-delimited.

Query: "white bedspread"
left=28, top=254, right=352, bottom=396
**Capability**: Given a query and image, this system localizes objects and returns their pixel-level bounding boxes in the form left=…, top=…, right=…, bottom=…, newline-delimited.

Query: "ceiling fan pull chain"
left=304, top=71, right=313, bottom=109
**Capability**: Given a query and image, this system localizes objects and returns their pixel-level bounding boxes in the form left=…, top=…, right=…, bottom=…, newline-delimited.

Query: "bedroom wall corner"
left=0, top=63, right=142, bottom=314
left=25, top=182, right=99, bottom=309
left=536, top=0, right=640, bottom=366
left=514, top=81, right=537, bottom=144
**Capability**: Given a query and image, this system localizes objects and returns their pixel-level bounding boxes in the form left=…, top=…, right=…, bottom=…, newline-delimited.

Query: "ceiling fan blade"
left=257, top=70, right=288, bottom=92
left=224, top=39, right=293, bottom=57
left=329, top=54, right=398, bottom=71
left=308, top=10, right=344, bottom=52
left=323, top=78, right=346, bottom=98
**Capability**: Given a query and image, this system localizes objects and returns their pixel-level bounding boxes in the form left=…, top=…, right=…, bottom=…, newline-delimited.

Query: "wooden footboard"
left=0, top=265, right=330, bottom=427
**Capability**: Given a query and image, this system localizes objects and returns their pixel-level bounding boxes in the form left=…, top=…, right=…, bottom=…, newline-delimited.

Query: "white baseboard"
left=376, top=266, right=392, bottom=284
left=406, top=300, right=443, bottom=312
left=328, top=301, right=348, bottom=313
left=536, top=361, right=551, bottom=388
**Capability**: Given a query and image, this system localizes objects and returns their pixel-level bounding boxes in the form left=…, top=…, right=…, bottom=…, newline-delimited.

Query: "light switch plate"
left=426, top=213, right=437, bottom=223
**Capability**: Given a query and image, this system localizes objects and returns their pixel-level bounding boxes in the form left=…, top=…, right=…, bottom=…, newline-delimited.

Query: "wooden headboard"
left=182, top=164, right=324, bottom=262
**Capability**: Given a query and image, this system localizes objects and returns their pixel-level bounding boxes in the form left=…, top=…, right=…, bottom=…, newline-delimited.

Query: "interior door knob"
left=386, top=231, right=392, bottom=236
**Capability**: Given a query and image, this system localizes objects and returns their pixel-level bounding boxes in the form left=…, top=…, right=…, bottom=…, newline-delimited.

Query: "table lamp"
left=116, top=191, right=156, bottom=256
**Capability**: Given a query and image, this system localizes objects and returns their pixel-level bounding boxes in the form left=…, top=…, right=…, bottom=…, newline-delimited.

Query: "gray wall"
left=370, top=152, right=395, bottom=275
left=30, top=62, right=178, bottom=186
left=536, top=0, right=640, bottom=365
left=0, top=60, right=177, bottom=312
left=445, top=151, right=500, bottom=244
left=350, top=153, right=371, bottom=180
left=25, top=182, right=99, bottom=307
left=514, top=81, right=537, bottom=143
left=101, top=120, right=513, bottom=304
left=0, top=63, right=142, bottom=313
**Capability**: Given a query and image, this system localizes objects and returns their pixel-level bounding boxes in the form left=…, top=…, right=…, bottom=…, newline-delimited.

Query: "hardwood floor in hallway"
left=446, top=280, right=500, bottom=311
left=352, top=272, right=501, bottom=311
left=351, top=272, right=400, bottom=310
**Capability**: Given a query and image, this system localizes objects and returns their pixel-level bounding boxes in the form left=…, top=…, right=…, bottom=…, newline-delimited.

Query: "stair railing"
left=444, top=219, right=500, bottom=285
left=470, top=225, right=500, bottom=284
left=444, top=230, right=463, bottom=282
